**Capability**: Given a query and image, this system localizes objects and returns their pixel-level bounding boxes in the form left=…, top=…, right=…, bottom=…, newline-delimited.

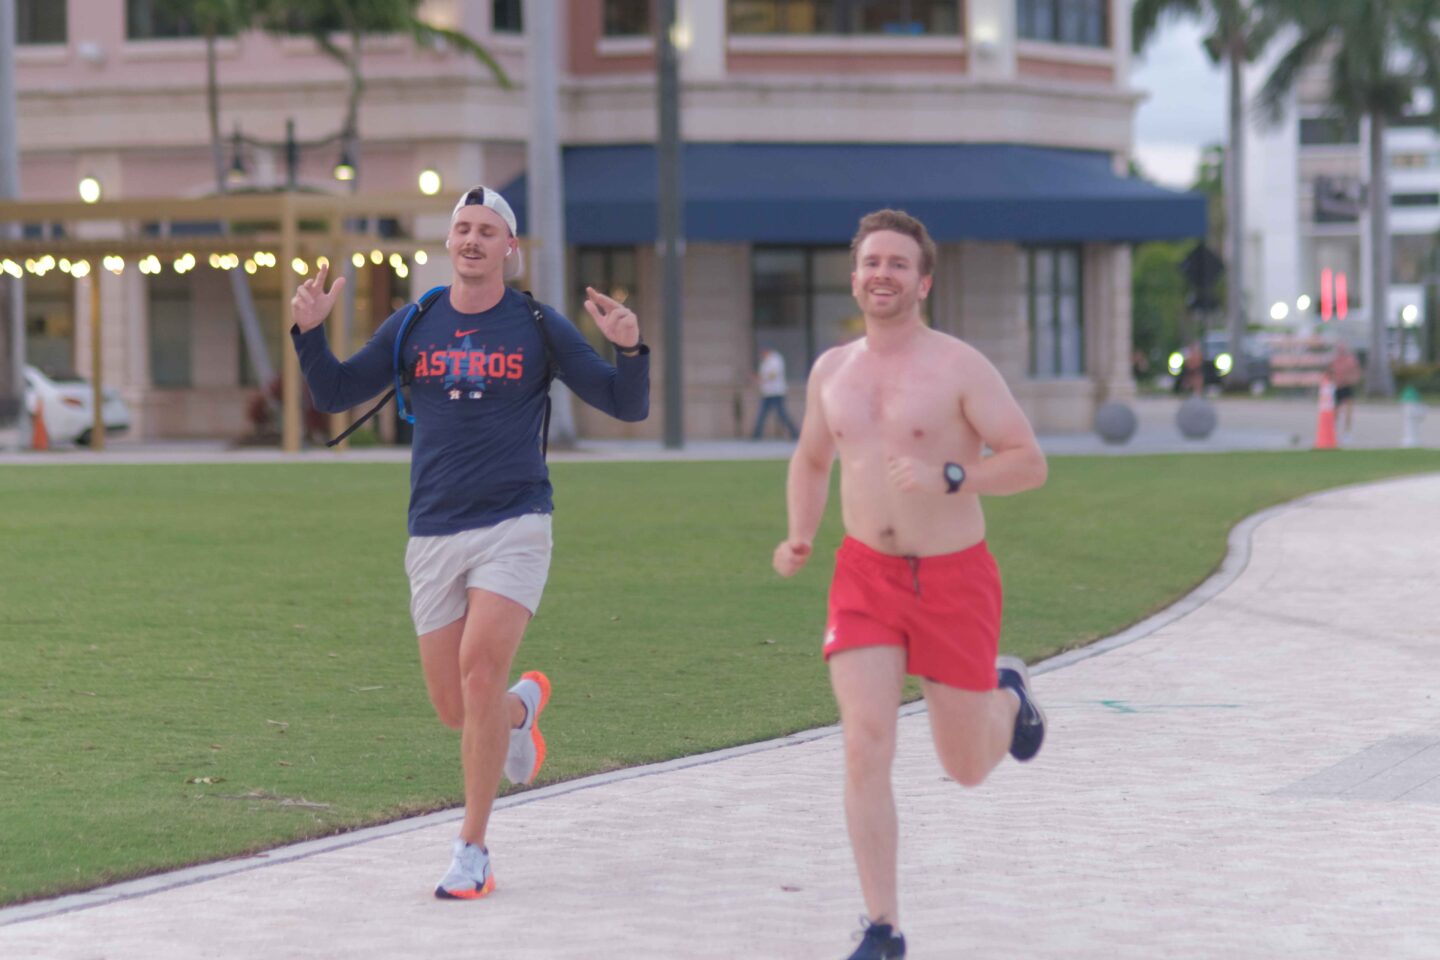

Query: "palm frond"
left=408, top=21, right=512, bottom=89
left=1254, top=27, right=1331, bottom=126
left=1132, top=0, right=1205, bottom=54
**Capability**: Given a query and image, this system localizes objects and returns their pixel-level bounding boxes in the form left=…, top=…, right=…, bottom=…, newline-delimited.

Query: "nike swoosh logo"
left=455, top=328, right=480, bottom=338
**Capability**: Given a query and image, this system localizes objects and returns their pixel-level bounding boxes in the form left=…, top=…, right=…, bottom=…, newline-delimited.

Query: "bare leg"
left=415, top=588, right=531, bottom=848
left=922, top=679, right=1020, bottom=788
left=829, top=645, right=907, bottom=927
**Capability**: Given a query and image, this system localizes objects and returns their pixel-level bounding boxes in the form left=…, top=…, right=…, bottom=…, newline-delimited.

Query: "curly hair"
left=850, top=209, right=936, bottom=277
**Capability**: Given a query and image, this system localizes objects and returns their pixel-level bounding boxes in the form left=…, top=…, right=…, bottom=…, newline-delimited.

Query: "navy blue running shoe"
left=997, top=655, right=1047, bottom=762
left=844, top=919, right=906, bottom=959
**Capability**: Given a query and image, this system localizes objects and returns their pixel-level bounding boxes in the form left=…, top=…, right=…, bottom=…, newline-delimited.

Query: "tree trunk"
left=1366, top=113, right=1395, bottom=395
left=1224, top=38, right=1247, bottom=362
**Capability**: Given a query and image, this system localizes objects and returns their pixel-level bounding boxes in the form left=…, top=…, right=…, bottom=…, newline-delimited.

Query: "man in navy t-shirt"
left=290, top=185, right=649, bottom=900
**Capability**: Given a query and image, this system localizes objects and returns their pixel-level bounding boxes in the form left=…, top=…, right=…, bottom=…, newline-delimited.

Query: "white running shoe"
left=503, top=671, right=551, bottom=785
left=434, top=839, right=495, bottom=900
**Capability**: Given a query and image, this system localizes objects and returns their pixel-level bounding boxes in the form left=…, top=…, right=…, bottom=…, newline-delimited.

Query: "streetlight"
left=226, top=119, right=357, bottom=190
left=332, top=145, right=356, bottom=182
left=418, top=168, right=443, bottom=196
left=78, top=176, right=102, bottom=203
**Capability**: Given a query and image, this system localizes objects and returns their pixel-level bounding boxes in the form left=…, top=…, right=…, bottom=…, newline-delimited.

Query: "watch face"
left=945, top=464, right=964, bottom=483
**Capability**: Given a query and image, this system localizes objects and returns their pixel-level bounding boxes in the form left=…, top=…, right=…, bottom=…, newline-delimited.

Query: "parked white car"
left=23, top=365, right=132, bottom=446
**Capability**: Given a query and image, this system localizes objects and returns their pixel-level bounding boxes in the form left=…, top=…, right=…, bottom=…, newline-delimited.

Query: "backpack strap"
left=522, top=292, right=561, bottom=459
left=324, top=284, right=448, bottom=447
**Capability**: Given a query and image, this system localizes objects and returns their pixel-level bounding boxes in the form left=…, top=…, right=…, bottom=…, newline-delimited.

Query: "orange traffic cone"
left=1314, top=376, right=1337, bottom=450
left=31, top=398, right=50, bottom=451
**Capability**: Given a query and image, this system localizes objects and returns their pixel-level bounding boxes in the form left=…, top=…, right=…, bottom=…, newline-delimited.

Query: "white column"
left=678, top=0, right=726, bottom=82
left=967, top=0, right=1017, bottom=81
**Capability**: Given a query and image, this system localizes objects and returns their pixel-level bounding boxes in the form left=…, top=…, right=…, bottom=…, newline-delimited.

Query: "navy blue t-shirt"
left=292, top=287, right=649, bottom=536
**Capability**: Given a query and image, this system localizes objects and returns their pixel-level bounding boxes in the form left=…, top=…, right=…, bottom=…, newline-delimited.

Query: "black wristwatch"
left=614, top=339, right=644, bottom=357
left=943, top=462, right=966, bottom=494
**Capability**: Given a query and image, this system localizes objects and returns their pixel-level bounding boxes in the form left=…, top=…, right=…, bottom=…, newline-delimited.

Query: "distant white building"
left=1243, top=40, right=1436, bottom=361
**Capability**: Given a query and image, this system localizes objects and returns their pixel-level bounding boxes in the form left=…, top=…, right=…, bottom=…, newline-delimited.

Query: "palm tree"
left=257, top=1, right=510, bottom=165
left=153, top=0, right=273, bottom=388
left=1256, top=0, right=1440, bottom=396
left=157, top=0, right=510, bottom=407
left=1134, top=0, right=1277, bottom=373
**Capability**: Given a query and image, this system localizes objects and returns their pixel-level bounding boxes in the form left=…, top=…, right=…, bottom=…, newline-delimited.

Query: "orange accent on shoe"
left=436, top=873, right=497, bottom=900
left=520, top=670, right=550, bottom=782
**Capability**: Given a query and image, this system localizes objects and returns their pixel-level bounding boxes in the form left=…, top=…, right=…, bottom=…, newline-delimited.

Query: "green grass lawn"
left=2, top=450, right=1438, bottom=905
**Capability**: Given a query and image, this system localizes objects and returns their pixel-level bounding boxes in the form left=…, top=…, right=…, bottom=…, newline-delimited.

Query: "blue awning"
left=501, top=143, right=1205, bottom=246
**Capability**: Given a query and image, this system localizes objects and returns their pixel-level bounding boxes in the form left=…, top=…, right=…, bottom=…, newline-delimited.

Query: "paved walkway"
left=3, top=474, right=1440, bottom=958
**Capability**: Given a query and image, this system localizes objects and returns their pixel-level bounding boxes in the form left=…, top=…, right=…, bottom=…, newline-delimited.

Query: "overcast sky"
left=1130, top=18, right=1227, bottom=189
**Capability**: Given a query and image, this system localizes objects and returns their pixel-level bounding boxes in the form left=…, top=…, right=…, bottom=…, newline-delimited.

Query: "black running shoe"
left=844, top=919, right=906, bottom=959
left=997, top=655, right=1046, bottom=762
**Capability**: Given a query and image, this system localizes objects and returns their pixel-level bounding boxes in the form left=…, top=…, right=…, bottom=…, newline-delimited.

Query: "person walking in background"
left=289, top=186, right=649, bottom=901
left=772, top=209, right=1048, bottom=959
left=752, top=346, right=799, bottom=440
left=1329, top=341, right=1362, bottom=443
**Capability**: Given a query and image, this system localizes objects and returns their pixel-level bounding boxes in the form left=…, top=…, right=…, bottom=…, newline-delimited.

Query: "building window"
left=1026, top=247, right=1084, bottom=378
left=573, top=248, right=640, bottom=352
left=752, top=247, right=862, bottom=376
left=604, top=0, right=652, bottom=36
left=126, top=0, right=217, bottom=40
left=730, top=0, right=960, bottom=35
left=17, top=0, right=66, bottom=44
left=1393, top=235, right=1439, bottom=285
left=493, top=0, right=523, bottom=33
left=1392, top=192, right=1440, bottom=208
left=1017, top=0, right=1107, bottom=47
left=1298, top=116, right=1360, bottom=146
left=148, top=273, right=193, bottom=388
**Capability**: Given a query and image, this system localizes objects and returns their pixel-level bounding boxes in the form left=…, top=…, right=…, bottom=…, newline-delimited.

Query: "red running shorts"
left=824, top=536, right=1002, bottom=691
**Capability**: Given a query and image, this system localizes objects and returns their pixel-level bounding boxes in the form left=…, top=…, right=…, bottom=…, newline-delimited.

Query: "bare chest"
left=822, top=358, right=963, bottom=448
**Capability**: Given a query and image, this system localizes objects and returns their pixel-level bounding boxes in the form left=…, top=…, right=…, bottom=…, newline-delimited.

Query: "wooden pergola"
left=0, top=191, right=455, bottom=452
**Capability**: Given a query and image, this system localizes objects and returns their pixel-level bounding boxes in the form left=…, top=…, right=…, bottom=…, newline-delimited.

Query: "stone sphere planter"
left=1177, top=395, right=1217, bottom=440
left=1094, top=402, right=1138, bottom=445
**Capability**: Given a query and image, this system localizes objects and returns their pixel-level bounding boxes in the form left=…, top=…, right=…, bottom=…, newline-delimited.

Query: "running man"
left=290, top=186, right=649, bottom=900
left=772, top=210, right=1048, bottom=959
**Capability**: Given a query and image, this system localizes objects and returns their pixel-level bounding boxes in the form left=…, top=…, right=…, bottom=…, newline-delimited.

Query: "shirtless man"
left=772, top=209, right=1049, bottom=960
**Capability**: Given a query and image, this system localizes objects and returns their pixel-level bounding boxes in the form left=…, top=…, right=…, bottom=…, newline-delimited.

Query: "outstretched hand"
left=583, top=286, right=640, bottom=350
left=291, top=262, right=346, bottom=333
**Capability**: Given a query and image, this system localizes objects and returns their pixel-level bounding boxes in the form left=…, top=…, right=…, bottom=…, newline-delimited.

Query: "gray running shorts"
left=404, top=513, right=553, bottom=635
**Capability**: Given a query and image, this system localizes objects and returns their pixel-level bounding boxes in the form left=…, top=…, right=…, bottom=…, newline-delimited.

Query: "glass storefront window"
left=752, top=246, right=861, bottom=376
left=1017, top=0, right=1106, bottom=47
left=17, top=0, right=66, bottom=44
left=1027, top=246, right=1085, bottom=378
left=730, top=0, right=960, bottom=35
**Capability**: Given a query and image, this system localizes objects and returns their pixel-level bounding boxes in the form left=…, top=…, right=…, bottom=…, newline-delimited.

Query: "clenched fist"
left=772, top=539, right=812, bottom=578
left=886, top=455, right=945, bottom=495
